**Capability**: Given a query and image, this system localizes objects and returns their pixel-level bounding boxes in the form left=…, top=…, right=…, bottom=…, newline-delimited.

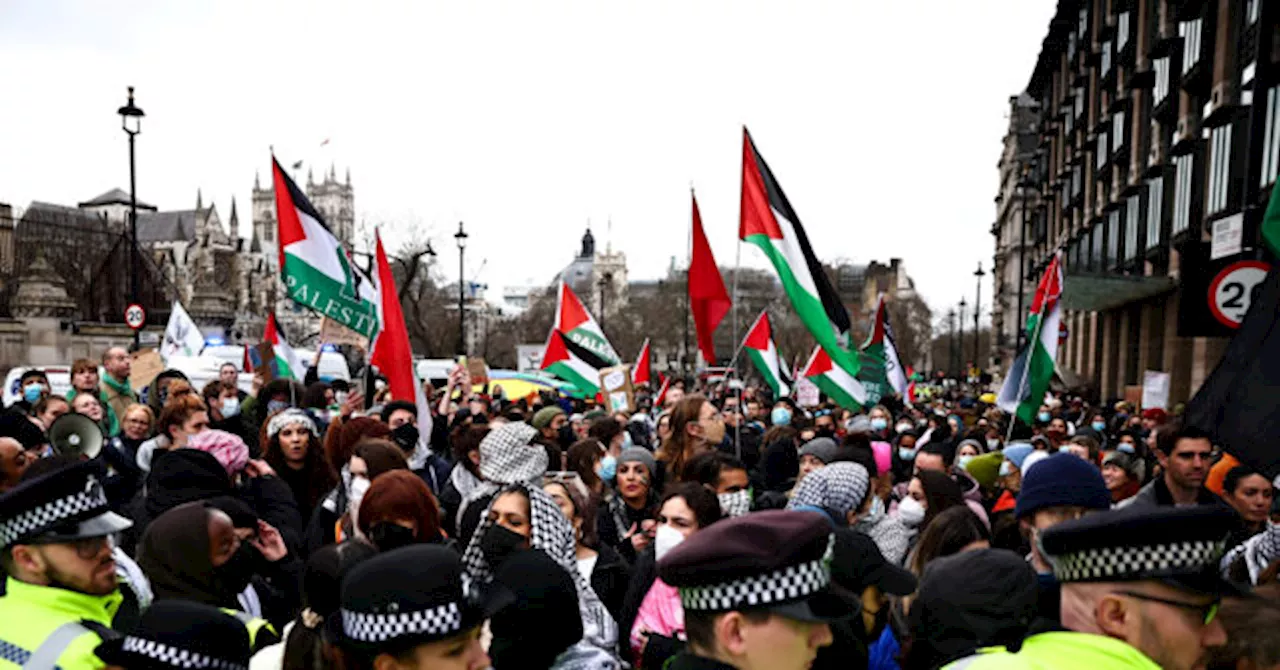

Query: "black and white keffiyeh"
left=787, top=462, right=870, bottom=517
left=1221, top=519, right=1280, bottom=584
left=458, top=422, right=549, bottom=529
left=266, top=408, right=316, bottom=440
left=460, top=483, right=619, bottom=656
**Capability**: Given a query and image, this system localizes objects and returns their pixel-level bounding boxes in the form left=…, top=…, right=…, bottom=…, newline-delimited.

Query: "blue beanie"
left=1002, top=443, right=1035, bottom=470
left=1014, top=453, right=1110, bottom=520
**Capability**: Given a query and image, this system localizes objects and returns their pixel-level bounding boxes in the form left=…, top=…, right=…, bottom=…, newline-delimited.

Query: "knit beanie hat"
left=618, top=447, right=657, bottom=477
left=798, top=437, right=840, bottom=465
left=964, top=452, right=1004, bottom=490
left=531, top=406, right=565, bottom=430
left=1001, top=443, right=1035, bottom=471
left=1014, top=452, right=1110, bottom=519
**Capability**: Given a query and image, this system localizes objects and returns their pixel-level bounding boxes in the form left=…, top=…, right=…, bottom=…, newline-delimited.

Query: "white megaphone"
left=48, top=413, right=105, bottom=460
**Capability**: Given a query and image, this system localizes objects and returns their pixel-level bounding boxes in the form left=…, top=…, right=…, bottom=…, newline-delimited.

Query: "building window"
left=1207, top=123, right=1233, bottom=216
left=1068, top=31, right=1078, bottom=60
left=1066, top=109, right=1075, bottom=134
left=1092, top=223, right=1105, bottom=268
left=1101, top=41, right=1113, bottom=76
left=1147, top=176, right=1164, bottom=249
left=1079, top=7, right=1089, bottom=37
left=1125, top=194, right=1142, bottom=260
left=1108, top=208, right=1121, bottom=269
left=1097, top=132, right=1108, bottom=168
left=1117, top=11, right=1131, bottom=51
left=1154, top=57, right=1171, bottom=106
left=1172, top=154, right=1196, bottom=235
left=1263, top=85, right=1280, bottom=189
left=1113, top=110, right=1126, bottom=155
left=1180, top=19, right=1203, bottom=76
left=1073, top=165, right=1083, bottom=198
left=1074, top=87, right=1085, bottom=119
left=1248, top=0, right=1260, bottom=24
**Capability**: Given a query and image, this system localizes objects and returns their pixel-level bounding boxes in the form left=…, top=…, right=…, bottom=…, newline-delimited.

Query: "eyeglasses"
left=1113, top=590, right=1219, bottom=625
left=35, top=534, right=111, bottom=560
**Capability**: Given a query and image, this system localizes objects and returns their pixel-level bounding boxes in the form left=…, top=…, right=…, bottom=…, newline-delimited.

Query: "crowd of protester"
left=1, top=348, right=1279, bottom=669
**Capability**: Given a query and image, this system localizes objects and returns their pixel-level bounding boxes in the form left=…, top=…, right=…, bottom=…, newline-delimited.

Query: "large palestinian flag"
left=740, top=127, right=857, bottom=377
left=742, top=311, right=790, bottom=398
left=998, top=253, right=1064, bottom=424
left=802, top=345, right=867, bottom=411
left=857, top=294, right=908, bottom=404
left=273, top=157, right=379, bottom=339
left=540, top=281, right=620, bottom=395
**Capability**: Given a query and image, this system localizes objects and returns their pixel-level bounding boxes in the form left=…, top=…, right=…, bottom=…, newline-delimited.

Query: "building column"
left=1115, top=309, right=1132, bottom=390
left=1162, top=291, right=1194, bottom=408
left=1099, top=311, right=1118, bottom=400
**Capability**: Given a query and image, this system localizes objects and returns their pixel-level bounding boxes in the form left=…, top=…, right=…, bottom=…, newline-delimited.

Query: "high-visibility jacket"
left=942, top=631, right=1160, bottom=670
left=0, top=577, right=122, bottom=670
left=221, top=609, right=278, bottom=653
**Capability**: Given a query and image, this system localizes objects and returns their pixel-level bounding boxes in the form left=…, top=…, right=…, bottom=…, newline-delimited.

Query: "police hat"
left=327, top=544, right=513, bottom=653
left=0, top=460, right=131, bottom=549
left=1040, top=504, right=1240, bottom=595
left=658, top=510, right=857, bottom=623
left=95, top=600, right=250, bottom=670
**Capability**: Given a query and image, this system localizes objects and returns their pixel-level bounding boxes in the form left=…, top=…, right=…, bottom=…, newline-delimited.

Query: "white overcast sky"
left=0, top=0, right=1056, bottom=322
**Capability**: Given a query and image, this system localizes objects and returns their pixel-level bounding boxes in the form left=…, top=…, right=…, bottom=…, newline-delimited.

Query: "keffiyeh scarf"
left=461, top=483, right=619, bottom=657
left=458, top=422, right=550, bottom=529
left=787, top=462, right=870, bottom=517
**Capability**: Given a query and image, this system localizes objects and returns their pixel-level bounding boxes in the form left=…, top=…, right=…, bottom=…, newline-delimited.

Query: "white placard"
left=1210, top=213, right=1244, bottom=261
left=795, top=377, right=820, bottom=407
left=1141, top=370, right=1170, bottom=410
left=603, top=369, right=626, bottom=391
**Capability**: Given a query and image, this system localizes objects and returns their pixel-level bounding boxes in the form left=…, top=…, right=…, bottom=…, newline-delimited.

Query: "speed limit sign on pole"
left=124, top=303, right=146, bottom=330
left=1208, top=260, right=1270, bottom=329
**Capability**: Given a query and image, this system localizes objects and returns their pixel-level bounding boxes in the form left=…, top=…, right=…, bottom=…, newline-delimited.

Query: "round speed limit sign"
left=1208, top=260, right=1270, bottom=329
left=124, top=303, right=147, bottom=330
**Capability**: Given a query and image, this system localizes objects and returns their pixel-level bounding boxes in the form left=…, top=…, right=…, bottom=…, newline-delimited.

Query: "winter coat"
left=589, top=544, right=631, bottom=623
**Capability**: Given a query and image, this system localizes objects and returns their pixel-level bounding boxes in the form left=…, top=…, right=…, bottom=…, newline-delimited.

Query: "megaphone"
left=48, top=413, right=104, bottom=460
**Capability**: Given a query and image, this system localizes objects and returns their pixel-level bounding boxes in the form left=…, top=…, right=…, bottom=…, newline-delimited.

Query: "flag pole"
left=684, top=185, right=693, bottom=383
left=732, top=207, right=743, bottom=461
left=1004, top=251, right=1057, bottom=443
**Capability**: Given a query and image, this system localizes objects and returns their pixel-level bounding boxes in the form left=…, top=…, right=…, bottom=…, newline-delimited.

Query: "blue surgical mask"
left=599, top=455, right=617, bottom=482
left=622, top=431, right=634, bottom=450
left=957, top=454, right=976, bottom=469
left=1117, top=442, right=1136, bottom=454
left=1091, top=421, right=1107, bottom=433
left=1037, top=412, right=1051, bottom=423
left=771, top=407, right=792, bottom=426
left=898, top=447, right=918, bottom=461
left=22, top=383, right=42, bottom=404
left=267, top=399, right=289, bottom=415
left=870, top=417, right=888, bottom=432
left=221, top=397, right=240, bottom=418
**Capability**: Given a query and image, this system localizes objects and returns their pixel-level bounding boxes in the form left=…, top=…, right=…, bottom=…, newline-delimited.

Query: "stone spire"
left=307, top=168, right=314, bottom=185
left=345, top=167, right=351, bottom=185
left=229, top=197, right=240, bottom=240
left=254, top=171, right=261, bottom=190
left=12, top=249, right=76, bottom=318
left=196, top=188, right=203, bottom=212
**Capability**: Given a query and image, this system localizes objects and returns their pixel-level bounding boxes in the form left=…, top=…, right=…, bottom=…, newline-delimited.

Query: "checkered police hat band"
left=0, top=484, right=107, bottom=547
left=341, top=602, right=462, bottom=642
left=120, top=637, right=246, bottom=670
left=679, top=557, right=831, bottom=612
left=1051, top=539, right=1225, bottom=582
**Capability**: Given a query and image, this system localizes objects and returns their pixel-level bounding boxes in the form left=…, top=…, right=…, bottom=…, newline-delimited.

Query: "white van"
left=2, top=366, right=73, bottom=406
left=292, top=349, right=352, bottom=382
left=163, top=355, right=256, bottom=395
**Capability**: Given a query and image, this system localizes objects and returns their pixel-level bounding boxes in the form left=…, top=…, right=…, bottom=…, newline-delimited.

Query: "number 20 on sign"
left=1208, top=261, right=1270, bottom=329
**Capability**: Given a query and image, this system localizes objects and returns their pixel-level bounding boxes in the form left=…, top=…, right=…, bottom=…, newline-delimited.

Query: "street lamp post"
left=947, top=309, right=957, bottom=377
left=1015, top=170, right=1032, bottom=354
left=958, top=297, right=967, bottom=378
left=118, top=86, right=144, bottom=349
left=454, top=222, right=468, bottom=356
left=973, top=262, right=985, bottom=368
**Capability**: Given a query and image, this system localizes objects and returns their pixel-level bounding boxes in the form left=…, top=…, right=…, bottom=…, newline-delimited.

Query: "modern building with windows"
left=995, top=0, right=1277, bottom=404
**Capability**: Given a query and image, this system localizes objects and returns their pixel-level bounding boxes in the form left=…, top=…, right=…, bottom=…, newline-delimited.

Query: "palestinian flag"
left=633, top=338, right=652, bottom=386
left=541, top=281, right=619, bottom=394
left=742, top=311, right=790, bottom=398
left=273, top=157, right=379, bottom=339
left=858, top=294, right=908, bottom=404
left=998, top=253, right=1064, bottom=424
left=264, top=313, right=303, bottom=380
left=802, top=345, right=867, bottom=411
left=654, top=374, right=671, bottom=407
left=906, top=366, right=917, bottom=404
left=740, top=127, right=856, bottom=375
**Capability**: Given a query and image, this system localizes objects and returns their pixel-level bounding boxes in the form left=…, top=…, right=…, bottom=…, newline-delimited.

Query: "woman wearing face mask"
left=263, top=409, right=336, bottom=521
left=461, top=482, right=620, bottom=660
left=137, top=502, right=285, bottom=652
left=356, top=470, right=444, bottom=551
left=250, top=379, right=307, bottom=434
left=890, top=430, right=920, bottom=484
left=867, top=405, right=892, bottom=437
left=204, top=380, right=258, bottom=456
left=896, top=470, right=966, bottom=557
left=566, top=439, right=609, bottom=497
left=756, top=400, right=800, bottom=492
left=544, top=475, right=631, bottom=621
left=335, top=439, right=410, bottom=545
left=305, top=417, right=393, bottom=555
left=136, top=393, right=209, bottom=472
left=628, top=483, right=722, bottom=669
left=954, top=439, right=984, bottom=471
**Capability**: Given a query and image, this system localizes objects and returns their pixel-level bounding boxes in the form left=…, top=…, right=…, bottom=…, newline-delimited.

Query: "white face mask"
left=717, top=490, right=751, bottom=518
left=348, top=475, right=371, bottom=531
left=897, top=496, right=926, bottom=528
left=654, top=524, right=685, bottom=562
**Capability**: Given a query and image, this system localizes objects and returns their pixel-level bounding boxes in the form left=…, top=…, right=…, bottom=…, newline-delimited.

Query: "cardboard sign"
left=1123, top=385, right=1143, bottom=407
left=129, top=349, right=165, bottom=391
left=320, top=317, right=370, bottom=349
left=256, top=342, right=277, bottom=383
left=794, top=377, right=820, bottom=407
left=1141, top=370, right=1170, bottom=410
left=598, top=364, right=634, bottom=413
left=467, top=357, right=489, bottom=389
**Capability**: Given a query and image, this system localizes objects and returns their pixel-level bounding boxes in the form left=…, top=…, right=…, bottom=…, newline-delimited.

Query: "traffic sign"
left=124, top=303, right=146, bottom=330
left=1208, top=260, right=1270, bottom=329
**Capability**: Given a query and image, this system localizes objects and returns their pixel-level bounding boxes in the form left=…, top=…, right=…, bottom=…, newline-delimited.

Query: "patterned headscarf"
left=787, top=462, right=870, bottom=517
left=458, top=422, right=549, bottom=529
left=185, top=429, right=249, bottom=478
left=461, top=483, right=619, bottom=656
left=266, top=408, right=316, bottom=440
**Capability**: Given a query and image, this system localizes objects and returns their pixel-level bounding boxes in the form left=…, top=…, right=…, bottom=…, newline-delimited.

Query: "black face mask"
left=213, top=543, right=259, bottom=596
left=557, top=425, right=575, bottom=448
left=479, top=523, right=526, bottom=570
left=816, top=427, right=836, bottom=439
left=391, top=423, right=420, bottom=454
left=370, top=522, right=418, bottom=552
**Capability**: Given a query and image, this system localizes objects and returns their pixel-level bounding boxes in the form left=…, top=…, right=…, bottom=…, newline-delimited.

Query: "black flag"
left=1184, top=267, right=1280, bottom=477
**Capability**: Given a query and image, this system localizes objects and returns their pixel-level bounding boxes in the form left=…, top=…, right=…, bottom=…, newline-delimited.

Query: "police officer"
left=944, top=505, right=1236, bottom=670
left=94, top=600, right=250, bottom=670
left=0, top=460, right=133, bottom=670
left=657, top=509, right=858, bottom=670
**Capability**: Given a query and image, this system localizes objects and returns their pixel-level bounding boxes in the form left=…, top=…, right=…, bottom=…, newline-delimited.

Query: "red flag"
left=688, top=193, right=731, bottom=366
left=906, top=366, right=917, bottom=404
left=654, top=374, right=671, bottom=407
left=632, top=339, right=652, bottom=386
left=370, top=232, right=422, bottom=406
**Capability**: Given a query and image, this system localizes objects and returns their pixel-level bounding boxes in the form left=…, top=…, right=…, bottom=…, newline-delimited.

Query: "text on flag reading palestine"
left=285, top=275, right=377, bottom=336
left=567, top=331, right=616, bottom=361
